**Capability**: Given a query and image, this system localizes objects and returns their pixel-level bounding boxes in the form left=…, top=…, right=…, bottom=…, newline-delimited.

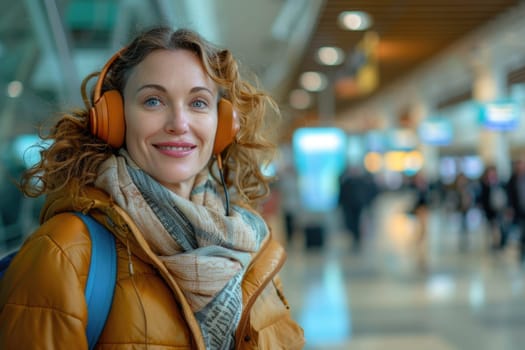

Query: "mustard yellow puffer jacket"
left=0, top=187, right=305, bottom=349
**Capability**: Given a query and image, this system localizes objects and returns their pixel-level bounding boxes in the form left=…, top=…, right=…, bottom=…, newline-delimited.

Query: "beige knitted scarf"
left=95, top=151, right=268, bottom=349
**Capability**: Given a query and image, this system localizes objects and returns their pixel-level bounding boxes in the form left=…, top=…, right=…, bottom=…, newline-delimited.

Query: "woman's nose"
left=165, top=106, right=189, bottom=134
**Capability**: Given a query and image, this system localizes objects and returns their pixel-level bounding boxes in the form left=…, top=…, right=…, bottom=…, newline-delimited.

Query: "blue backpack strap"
left=0, top=251, right=18, bottom=279
left=74, top=212, right=117, bottom=350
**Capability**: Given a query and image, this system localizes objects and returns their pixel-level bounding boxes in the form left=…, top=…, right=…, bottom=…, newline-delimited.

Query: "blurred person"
left=277, top=163, right=300, bottom=243
left=338, top=165, right=378, bottom=251
left=506, top=159, right=525, bottom=263
left=0, top=26, right=304, bottom=349
left=408, top=171, right=431, bottom=271
left=478, top=165, right=509, bottom=250
left=0, top=162, right=25, bottom=251
left=0, top=159, right=25, bottom=228
left=451, top=172, right=476, bottom=251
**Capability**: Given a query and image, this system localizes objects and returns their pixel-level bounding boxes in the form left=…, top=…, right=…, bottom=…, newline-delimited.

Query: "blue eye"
left=191, top=99, right=208, bottom=109
left=144, top=97, right=161, bottom=108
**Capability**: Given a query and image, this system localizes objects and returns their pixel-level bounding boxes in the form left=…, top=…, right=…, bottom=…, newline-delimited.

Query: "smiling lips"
left=154, top=142, right=196, bottom=157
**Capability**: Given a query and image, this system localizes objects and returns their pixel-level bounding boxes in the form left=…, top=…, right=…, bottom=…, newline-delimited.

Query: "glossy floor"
left=279, top=191, right=525, bottom=350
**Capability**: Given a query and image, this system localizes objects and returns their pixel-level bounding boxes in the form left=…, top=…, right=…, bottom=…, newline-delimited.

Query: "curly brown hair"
left=19, top=26, right=278, bottom=208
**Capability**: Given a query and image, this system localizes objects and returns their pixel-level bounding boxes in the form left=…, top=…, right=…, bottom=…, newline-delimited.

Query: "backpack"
left=0, top=212, right=117, bottom=350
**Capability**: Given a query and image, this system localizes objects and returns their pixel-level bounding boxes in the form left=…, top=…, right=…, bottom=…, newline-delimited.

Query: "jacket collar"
left=41, top=185, right=208, bottom=349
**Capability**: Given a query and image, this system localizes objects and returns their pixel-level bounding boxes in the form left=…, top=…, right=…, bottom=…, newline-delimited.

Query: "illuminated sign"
left=479, top=100, right=520, bottom=131
left=388, top=128, right=417, bottom=150
left=292, top=127, right=347, bottom=212
left=418, top=118, right=453, bottom=145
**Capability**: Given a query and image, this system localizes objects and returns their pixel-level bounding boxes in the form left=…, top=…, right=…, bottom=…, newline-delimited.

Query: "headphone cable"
left=216, top=154, right=231, bottom=216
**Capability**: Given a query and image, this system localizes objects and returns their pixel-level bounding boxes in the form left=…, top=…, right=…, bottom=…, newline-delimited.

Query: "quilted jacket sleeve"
left=237, top=238, right=305, bottom=349
left=245, top=276, right=305, bottom=350
left=0, top=213, right=92, bottom=349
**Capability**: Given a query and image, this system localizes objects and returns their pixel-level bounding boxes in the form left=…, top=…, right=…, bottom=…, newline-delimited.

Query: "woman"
left=409, top=171, right=430, bottom=272
left=479, top=165, right=509, bottom=250
left=0, top=26, right=304, bottom=349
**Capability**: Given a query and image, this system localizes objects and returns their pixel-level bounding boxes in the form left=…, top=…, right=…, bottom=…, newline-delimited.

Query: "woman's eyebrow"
left=136, top=85, right=215, bottom=96
left=136, top=84, right=166, bottom=93
left=190, top=86, right=215, bottom=96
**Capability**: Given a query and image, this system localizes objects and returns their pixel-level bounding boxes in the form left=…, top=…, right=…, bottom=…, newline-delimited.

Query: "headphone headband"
left=93, top=48, right=126, bottom=102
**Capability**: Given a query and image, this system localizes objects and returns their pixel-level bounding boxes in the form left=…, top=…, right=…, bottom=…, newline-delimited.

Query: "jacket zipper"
left=109, top=205, right=207, bottom=349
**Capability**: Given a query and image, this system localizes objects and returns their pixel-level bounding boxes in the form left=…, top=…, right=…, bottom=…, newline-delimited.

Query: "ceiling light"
left=299, top=71, right=327, bottom=92
left=338, top=11, right=372, bottom=31
left=289, top=89, right=312, bottom=109
left=7, top=81, right=23, bottom=98
left=316, top=46, right=345, bottom=66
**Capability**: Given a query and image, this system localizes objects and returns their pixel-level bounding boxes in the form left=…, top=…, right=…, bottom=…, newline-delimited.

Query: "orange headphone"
left=89, top=49, right=238, bottom=156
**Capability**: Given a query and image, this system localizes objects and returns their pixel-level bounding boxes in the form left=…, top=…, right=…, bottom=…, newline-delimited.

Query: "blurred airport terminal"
left=3, top=1, right=525, bottom=349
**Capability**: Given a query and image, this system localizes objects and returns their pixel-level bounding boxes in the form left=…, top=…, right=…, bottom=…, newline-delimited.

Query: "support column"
left=408, top=98, right=440, bottom=182
left=472, top=61, right=511, bottom=179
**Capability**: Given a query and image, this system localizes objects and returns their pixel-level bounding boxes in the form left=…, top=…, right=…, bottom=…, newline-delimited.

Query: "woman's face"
left=123, top=49, right=219, bottom=198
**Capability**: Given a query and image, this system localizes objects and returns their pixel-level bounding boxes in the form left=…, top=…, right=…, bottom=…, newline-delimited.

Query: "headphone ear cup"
left=213, top=99, right=239, bottom=155
left=89, top=90, right=126, bottom=148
